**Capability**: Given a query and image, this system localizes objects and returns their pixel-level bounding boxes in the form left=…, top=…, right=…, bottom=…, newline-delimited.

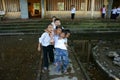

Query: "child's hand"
left=50, top=39, right=54, bottom=45
left=37, top=47, right=41, bottom=52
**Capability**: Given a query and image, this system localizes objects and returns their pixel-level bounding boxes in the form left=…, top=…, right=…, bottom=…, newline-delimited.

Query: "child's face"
left=55, top=20, right=61, bottom=26
left=66, top=33, right=70, bottom=38
left=60, top=32, right=65, bottom=38
left=47, top=25, right=53, bottom=32
left=56, top=28, right=62, bottom=35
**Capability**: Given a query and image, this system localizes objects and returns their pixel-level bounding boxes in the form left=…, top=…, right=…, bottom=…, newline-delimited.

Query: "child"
left=64, top=29, right=71, bottom=45
left=54, top=30, right=69, bottom=74
left=38, top=24, right=54, bottom=72
left=111, top=7, right=117, bottom=20
left=101, top=5, right=106, bottom=19
left=71, top=5, right=76, bottom=20
left=51, top=16, right=56, bottom=27
left=53, top=18, right=64, bottom=30
left=116, top=6, right=120, bottom=18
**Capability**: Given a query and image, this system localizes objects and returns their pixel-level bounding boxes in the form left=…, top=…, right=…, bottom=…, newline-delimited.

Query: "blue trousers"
left=54, top=48, right=69, bottom=72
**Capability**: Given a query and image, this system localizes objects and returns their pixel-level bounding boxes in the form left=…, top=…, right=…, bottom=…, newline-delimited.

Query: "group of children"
left=101, top=5, right=120, bottom=19
left=111, top=6, right=120, bottom=20
left=37, top=16, right=71, bottom=74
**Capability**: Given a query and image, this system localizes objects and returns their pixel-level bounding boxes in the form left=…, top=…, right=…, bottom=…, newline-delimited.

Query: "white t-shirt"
left=54, top=35, right=59, bottom=45
left=39, top=32, right=51, bottom=47
left=55, top=38, right=67, bottom=50
left=112, top=9, right=117, bottom=14
left=71, top=8, right=76, bottom=14
left=102, top=7, right=106, bottom=14
left=117, top=7, right=120, bottom=14
left=51, top=22, right=56, bottom=29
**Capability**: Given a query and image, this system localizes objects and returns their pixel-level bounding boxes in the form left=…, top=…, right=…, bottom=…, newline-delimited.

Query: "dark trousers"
left=102, top=13, right=105, bottom=18
left=42, top=45, right=54, bottom=68
left=71, top=13, right=75, bottom=19
left=116, top=13, right=119, bottom=17
left=111, top=14, right=117, bottom=19
left=48, top=45, right=54, bottom=63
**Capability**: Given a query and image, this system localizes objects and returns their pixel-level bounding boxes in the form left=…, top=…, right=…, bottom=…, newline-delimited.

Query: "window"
left=58, top=2, right=64, bottom=11
left=46, top=0, right=86, bottom=11
left=4, top=0, right=20, bottom=12
left=94, top=0, right=104, bottom=11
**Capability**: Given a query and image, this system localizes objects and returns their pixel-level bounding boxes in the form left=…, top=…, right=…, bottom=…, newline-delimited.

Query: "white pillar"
left=91, top=0, right=95, bottom=18
left=41, top=0, right=44, bottom=18
left=2, top=0, right=6, bottom=11
left=20, top=0, right=28, bottom=19
left=85, top=0, right=88, bottom=17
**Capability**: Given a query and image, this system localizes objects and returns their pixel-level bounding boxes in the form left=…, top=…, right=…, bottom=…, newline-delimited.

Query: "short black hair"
left=56, top=25, right=62, bottom=30
left=61, top=30, right=67, bottom=36
left=45, top=23, right=53, bottom=29
left=64, top=29, right=71, bottom=34
left=54, top=18, right=61, bottom=22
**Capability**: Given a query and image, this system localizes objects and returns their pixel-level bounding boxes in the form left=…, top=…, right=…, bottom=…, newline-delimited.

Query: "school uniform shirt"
left=117, top=8, right=120, bottom=14
left=39, top=32, right=51, bottom=47
left=71, top=8, right=76, bottom=14
left=102, top=7, right=106, bottom=14
left=54, top=38, right=67, bottom=50
left=112, top=9, right=117, bottom=14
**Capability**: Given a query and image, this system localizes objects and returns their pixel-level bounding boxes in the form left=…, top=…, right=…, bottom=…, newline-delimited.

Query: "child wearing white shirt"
left=38, top=24, right=54, bottom=72
left=71, top=5, right=76, bottom=20
left=54, top=30, right=69, bottom=73
left=116, top=6, right=120, bottom=18
left=111, top=7, right=117, bottom=19
left=101, top=5, right=106, bottom=19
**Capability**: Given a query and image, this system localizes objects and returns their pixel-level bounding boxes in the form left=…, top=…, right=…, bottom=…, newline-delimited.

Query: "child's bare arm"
left=37, top=43, right=41, bottom=51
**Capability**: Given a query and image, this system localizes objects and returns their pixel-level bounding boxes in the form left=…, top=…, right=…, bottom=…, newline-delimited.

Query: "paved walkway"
left=41, top=48, right=85, bottom=80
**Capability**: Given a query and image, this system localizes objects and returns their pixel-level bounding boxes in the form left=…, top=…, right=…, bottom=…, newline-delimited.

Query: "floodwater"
left=0, top=32, right=120, bottom=80
left=0, top=34, right=41, bottom=80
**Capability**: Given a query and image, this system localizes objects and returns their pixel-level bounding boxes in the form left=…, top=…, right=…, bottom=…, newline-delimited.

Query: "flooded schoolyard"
left=0, top=34, right=41, bottom=80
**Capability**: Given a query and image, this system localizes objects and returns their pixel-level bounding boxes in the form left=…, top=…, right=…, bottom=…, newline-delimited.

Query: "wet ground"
left=0, top=34, right=87, bottom=80
left=0, top=34, right=40, bottom=80
left=92, top=40, right=120, bottom=79
left=73, top=40, right=108, bottom=80
left=0, top=33, right=120, bottom=80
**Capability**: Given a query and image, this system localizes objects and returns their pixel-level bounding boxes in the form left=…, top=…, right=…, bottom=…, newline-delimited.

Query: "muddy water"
left=73, top=40, right=110, bottom=80
left=0, top=32, right=120, bottom=80
left=0, top=34, right=41, bottom=80
left=71, top=33, right=120, bottom=80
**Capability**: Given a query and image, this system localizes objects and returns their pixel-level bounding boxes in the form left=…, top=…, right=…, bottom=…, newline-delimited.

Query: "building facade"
left=0, top=0, right=117, bottom=19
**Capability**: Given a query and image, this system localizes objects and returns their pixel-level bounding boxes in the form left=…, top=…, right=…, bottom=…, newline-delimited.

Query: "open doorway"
left=28, top=0, right=41, bottom=18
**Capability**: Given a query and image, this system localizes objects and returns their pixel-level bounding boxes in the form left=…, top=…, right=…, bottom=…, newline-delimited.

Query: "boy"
left=38, top=24, right=54, bottom=72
